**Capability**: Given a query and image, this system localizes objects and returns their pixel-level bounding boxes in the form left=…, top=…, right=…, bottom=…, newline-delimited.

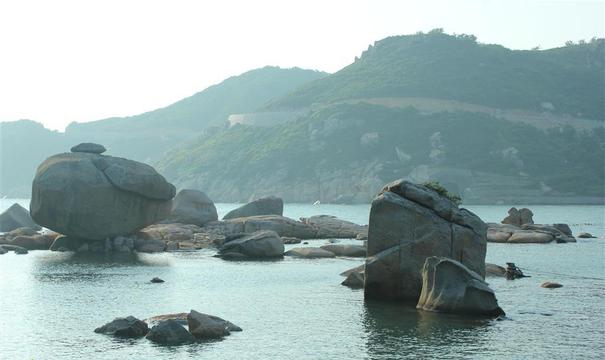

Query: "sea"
left=1, top=199, right=604, bottom=359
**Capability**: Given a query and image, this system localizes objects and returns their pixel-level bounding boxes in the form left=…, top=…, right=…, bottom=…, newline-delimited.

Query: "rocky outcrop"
left=10, top=234, right=56, bottom=250
left=208, top=215, right=318, bottom=239
left=30, top=148, right=175, bottom=240
left=501, top=207, right=534, bottom=226
left=94, top=316, right=149, bottom=338
left=219, top=230, right=284, bottom=259
left=163, top=189, right=217, bottom=227
left=146, top=320, right=195, bottom=345
left=417, top=257, right=504, bottom=317
left=0, top=203, right=41, bottom=232
left=223, top=196, right=283, bottom=220
left=285, top=247, right=336, bottom=258
left=320, top=244, right=366, bottom=257
left=71, top=142, right=106, bottom=154
left=487, top=223, right=576, bottom=243
left=364, top=180, right=487, bottom=302
left=187, top=310, right=240, bottom=339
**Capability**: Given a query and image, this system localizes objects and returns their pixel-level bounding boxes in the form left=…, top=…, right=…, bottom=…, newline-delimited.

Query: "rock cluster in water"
left=95, top=310, right=242, bottom=345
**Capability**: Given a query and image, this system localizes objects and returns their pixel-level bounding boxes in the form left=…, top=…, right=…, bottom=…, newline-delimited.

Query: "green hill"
left=268, top=31, right=604, bottom=121
left=157, top=32, right=605, bottom=204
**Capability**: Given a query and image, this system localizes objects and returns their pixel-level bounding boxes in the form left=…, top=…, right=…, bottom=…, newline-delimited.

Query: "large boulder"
left=30, top=150, right=175, bottom=240
left=164, top=189, right=217, bottom=227
left=364, top=180, right=487, bottom=302
left=223, top=196, right=283, bottom=220
left=146, top=320, right=195, bottom=345
left=0, top=203, right=41, bottom=232
left=219, top=230, right=284, bottom=259
left=94, top=316, right=149, bottom=338
left=417, top=257, right=504, bottom=317
left=501, top=207, right=534, bottom=226
left=300, top=215, right=367, bottom=239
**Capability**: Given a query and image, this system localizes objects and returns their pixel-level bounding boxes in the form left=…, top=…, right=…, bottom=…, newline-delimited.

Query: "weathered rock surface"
left=0, top=244, right=28, bottom=254
left=164, top=189, right=217, bottom=227
left=208, top=215, right=318, bottom=239
left=0, top=204, right=41, bottom=232
left=223, top=196, right=283, bottom=220
left=552, top=223, right=572, bottom=236
left=94, top=316, right=149, bottom=338
left=284, top=247, right=335, bottom=258
left=340, top=264, right=364, bottom=277
left=508, top=230, right=554, bottom=243
left=364, top=180, right=487, bottom=302
left=146, top=320, right=195, bottom=345
left=417, top=257, right=504, bottom=317
left=485, top=263, right=506, bottom=277
left=341, top=267, right=365, bottom=288
left=219, top=230, right=284, bottom=259
left=71, top=142, right=106, bottom=154
left=187, top=310, right=241, bottom=339
left=320, top=244, right=366, bottom=257
left=501, top=207, right=534, bottom=226
left=300, top=215, right=368, bottom=239
left=30, top=150, right=175, bottom=240
left=10, top=234, right=55, bottom=250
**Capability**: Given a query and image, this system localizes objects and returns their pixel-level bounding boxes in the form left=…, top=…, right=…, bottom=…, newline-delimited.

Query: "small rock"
left=485, top=263, right=507, bottom=277
left=320, top=244, right=366, bottom=257
left=284, top=247, right=335, bottom=258
left=578, top=232, right=596, bottom=238
left=146, top=320, right=195, bottom=345
left=0, top=247, right=7, bottom=255
left=341, top=270, right=364, bottom=289
left=94, top=316, right=149, bottom=338
left=70, top=142, right=107, bottom=154
left=151, top=277, right=165, bottom=283
left=281, top=237, right=301, bottom=244
left=541, top=282, right=563, bottom=289
left=0, top=244, right=28, bottom=254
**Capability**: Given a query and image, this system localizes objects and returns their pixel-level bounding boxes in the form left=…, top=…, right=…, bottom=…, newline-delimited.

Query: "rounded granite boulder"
left=30, top=148, right=176, bottom=240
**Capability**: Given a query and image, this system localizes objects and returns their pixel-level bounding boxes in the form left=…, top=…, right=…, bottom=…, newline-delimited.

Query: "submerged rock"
left=417, top=257, right=504, bottom=317
left=219, top=230, right=284, bottom=259
left=30, top=149, right=175, bottom=241
left=94, top=316, right=149, bottom=338
left=364, top=180, right=487, bottom=302
left=485, top=263, right=507, bottom=277
left=541, top=282, right=563, bottom=288
left=578, top=232, right=596, bottom=239
left=151, top=277, right=165, bottom=283
left=146, top=320, right=195, bottom=345
left=341, top=268, right=365, bottom=289
left=164, top=189, right=218, bottom=227
left=0, top=204, right=41, bottom=232
left=223, top=196, right=283, bottom=220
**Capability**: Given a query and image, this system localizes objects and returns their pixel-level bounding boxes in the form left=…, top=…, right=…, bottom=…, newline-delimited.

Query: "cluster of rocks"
left=94, top=310, right=241, bottom=345
left=0, top=226, right=59, bottom=254
left=487, top=207, right=577, bottom=243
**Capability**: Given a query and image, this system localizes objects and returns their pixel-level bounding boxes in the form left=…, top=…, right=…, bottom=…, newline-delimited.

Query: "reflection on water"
left=363, top=300, right=495, bottom=359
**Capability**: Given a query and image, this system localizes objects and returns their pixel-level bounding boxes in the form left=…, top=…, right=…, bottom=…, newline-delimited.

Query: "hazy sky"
left=1, top=0, right=603, bottom=130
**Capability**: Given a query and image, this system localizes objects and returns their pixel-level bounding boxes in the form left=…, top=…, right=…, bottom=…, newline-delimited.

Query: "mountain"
left=0, top=67, right=327, bottom=197
left=157, top=32, right=605, bottom=204
left=268, top=31, right=604, bottom=121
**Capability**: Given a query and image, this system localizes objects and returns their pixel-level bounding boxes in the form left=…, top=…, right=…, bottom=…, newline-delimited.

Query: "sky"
left=0, top=0, right=603, bottom=131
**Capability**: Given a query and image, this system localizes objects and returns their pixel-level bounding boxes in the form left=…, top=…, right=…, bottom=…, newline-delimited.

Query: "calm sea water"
left=1, top=200, right=604, bottom=359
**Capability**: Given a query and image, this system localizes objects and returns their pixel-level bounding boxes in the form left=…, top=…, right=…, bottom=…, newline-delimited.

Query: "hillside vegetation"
left=268, top=31, right=604, bottom=121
